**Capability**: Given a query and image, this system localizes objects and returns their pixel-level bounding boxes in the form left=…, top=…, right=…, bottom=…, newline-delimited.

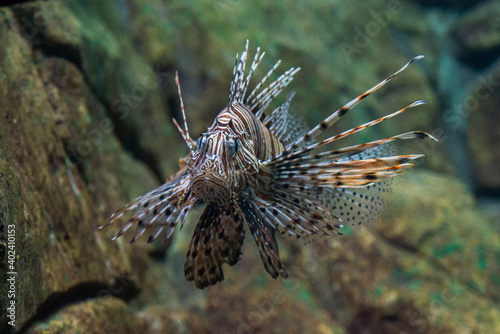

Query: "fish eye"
left=196, top=134, right=208, bottom=152
left=226, top=136, right=239, bottom=158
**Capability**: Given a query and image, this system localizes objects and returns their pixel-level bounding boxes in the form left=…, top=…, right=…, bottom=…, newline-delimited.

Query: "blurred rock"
left=137, top=306, right=209, bottom=334
left=123, top=0, right=450, bottom=173
left=205, top=277, right=344, bottom=334
left=30, top=296, right=143, bottom=333
left=11, top=0, right=182, bottom=180
left=453, top=1, right=500, bottom=68
left=302, top=170, right=500, bottom=333
left=466, top=60, right=500, bottom=192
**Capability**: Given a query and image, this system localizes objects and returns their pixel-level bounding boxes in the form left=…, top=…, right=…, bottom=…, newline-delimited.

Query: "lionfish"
left=101, top=41, right=436, bottom=289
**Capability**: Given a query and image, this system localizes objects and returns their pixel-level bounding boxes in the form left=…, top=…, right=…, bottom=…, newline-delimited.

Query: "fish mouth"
left=191, top=171, right=232, bottom=206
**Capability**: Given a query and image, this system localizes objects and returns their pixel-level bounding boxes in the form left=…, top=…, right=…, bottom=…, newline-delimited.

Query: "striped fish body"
left=102, top=41, right=437, bottom=289
left=189, top=102, right=283, bottom=208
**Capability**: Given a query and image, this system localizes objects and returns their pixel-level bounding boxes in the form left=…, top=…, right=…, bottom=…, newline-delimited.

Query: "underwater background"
left=0, top=0, right=499, bottom=333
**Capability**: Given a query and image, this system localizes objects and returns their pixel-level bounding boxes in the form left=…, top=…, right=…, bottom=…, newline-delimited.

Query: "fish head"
left=189, top=129, right=251, bottom=206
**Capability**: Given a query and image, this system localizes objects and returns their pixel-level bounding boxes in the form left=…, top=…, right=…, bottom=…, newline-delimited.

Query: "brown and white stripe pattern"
left=101, top=42, right=437, bottom=289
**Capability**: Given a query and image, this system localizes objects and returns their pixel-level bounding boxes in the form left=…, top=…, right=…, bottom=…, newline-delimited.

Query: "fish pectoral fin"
left=239, top=200, right=288, bottom=279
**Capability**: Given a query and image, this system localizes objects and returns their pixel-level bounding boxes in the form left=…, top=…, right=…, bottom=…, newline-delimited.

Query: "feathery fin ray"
left=286, top=55, right=425, bottom=151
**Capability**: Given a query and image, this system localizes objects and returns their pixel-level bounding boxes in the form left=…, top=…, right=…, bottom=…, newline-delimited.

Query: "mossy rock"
left=0, top=5, right=162, bottom=332
left=30, top=296, right=142, bottom=333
